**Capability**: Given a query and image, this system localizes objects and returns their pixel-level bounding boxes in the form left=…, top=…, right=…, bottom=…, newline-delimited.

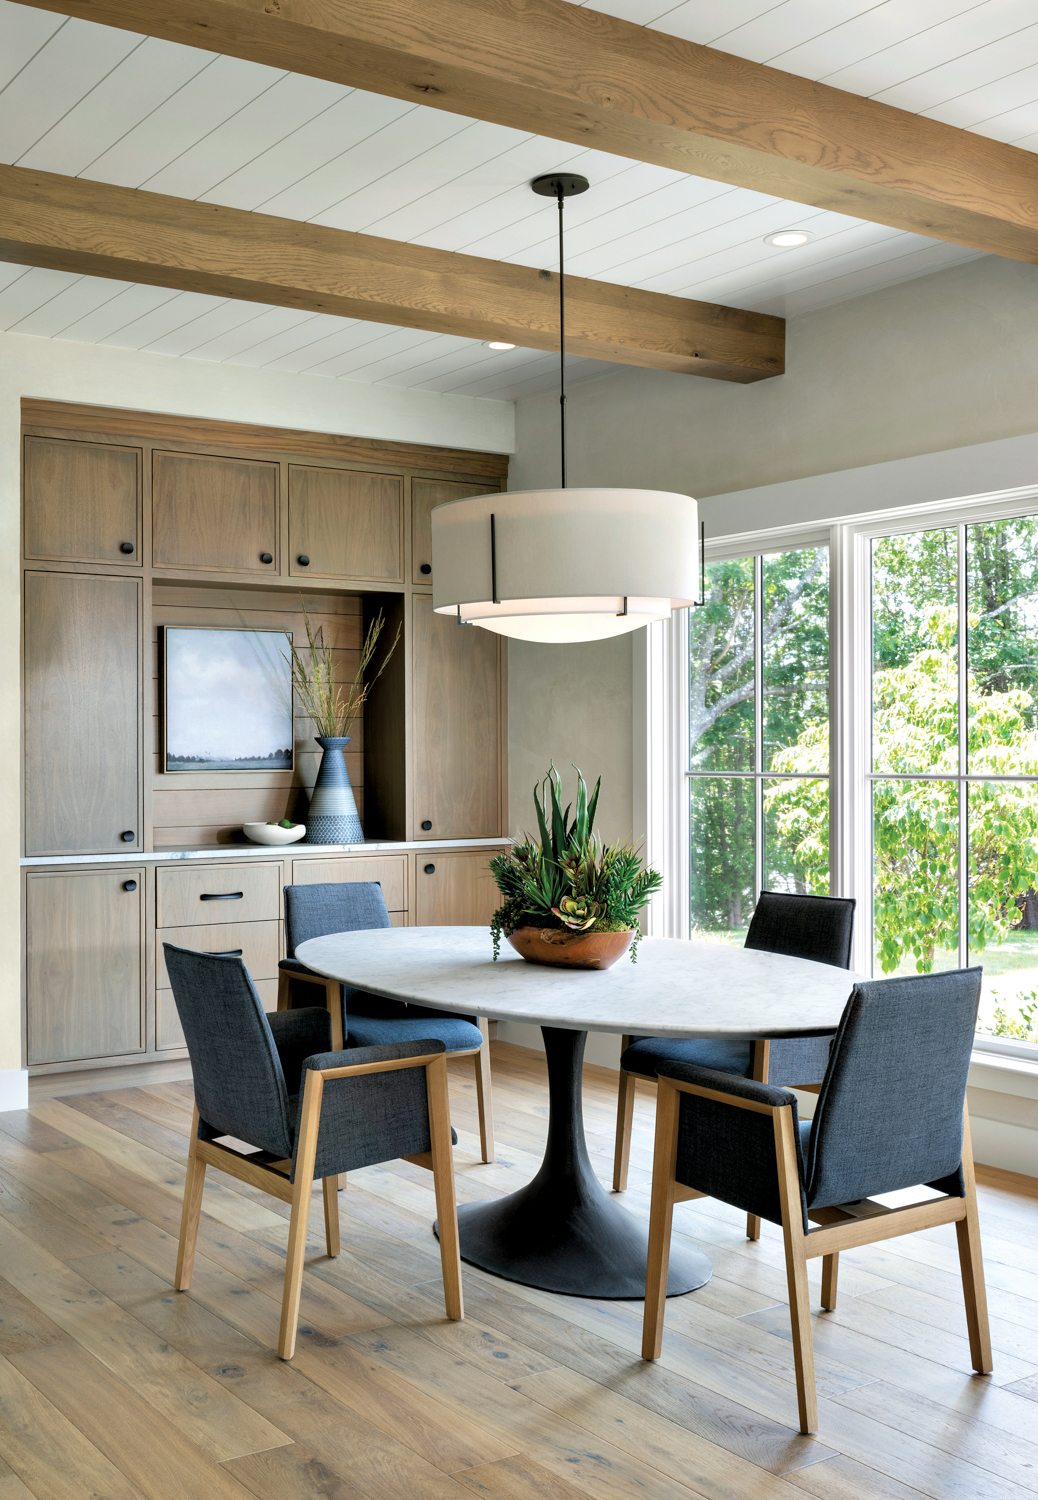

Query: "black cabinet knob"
left=260, top=552, right=273, bottom=564
left=420, top=563, right=431, bottom=575
left=421, top=819, right=432, bottom=831
left=120, top=541, right=134, bottom=554
left=424, top=863, right=436, bottom=874
left=297, top=554, right=310, bottom=567
left=121, top=830, right=135, bottom=843
left=123, top=879, right=137, bottom=892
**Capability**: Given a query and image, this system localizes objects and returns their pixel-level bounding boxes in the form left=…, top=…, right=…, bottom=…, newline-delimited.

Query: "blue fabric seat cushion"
left=622, top=1036, right=752, bottom=1080
left=347, top=1013, right=483, bottom=1052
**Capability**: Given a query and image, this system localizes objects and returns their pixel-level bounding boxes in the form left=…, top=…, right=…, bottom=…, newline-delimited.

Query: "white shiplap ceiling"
left=1, top=0, right=1035, bottom=400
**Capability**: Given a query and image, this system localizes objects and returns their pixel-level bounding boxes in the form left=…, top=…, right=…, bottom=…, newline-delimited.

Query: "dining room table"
left=295, top=925, right=869, bottom=1300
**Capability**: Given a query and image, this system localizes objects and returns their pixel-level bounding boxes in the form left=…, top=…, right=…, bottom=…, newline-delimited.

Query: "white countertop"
left=296, top=925, right=869, bottom=1040
left=21, top=837, right=509, bottom=867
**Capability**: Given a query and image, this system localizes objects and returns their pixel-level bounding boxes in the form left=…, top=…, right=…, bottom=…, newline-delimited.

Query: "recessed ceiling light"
left=764, top=230, right=813, bottom=248
left=485, top=340, right=516, bottom=350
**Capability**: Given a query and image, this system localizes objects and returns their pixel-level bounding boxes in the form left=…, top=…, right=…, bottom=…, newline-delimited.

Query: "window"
left=689, top=546, right=830, bottom=938
left=668, top=503, right=1038, bottom=1057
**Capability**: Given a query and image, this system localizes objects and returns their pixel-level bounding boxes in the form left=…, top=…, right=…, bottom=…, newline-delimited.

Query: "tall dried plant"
left=287, top=603, right=401, bottom=740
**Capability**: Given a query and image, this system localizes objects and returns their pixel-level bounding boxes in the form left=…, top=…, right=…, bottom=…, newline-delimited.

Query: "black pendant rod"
left=556, top=180, right=567, bottom=490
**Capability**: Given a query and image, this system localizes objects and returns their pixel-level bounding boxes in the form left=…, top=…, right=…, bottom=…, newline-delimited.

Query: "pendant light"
left=431, top=173, right=701, bottom=643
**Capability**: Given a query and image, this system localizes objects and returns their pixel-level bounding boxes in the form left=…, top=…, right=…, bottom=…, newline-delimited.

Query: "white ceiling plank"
left=9, top=274, right=132, bottom=335
left=707, top=1, right=878, bottom=67
left=81, top=54, right=287, bottom=190
left=256, top=104, right=468, bottom=223
left=643, top=1, right=784, bottom=49
left=338, top=338, right=480, bottom=385
left=822, top=0, right=1038, bottom=99
left=225, top=313, right=356, bottom=367
left=0, top=266, right=84, bottom=328
left=0, top=262, right=31, bottom=293
left=142, top=73, right=350, bottom=201
left=18, top=37, right=213, bottom=178
left=313, top=119, right=532, bottom=234
left=99, top=290, right=237, bottom=349
left=144, top=298, right=277, bottom=354
left=264, top=320, right=401, bottom=374
left=0, top=16, right=142, bottom=164
left=57, top=283, right=185, bottom=342
left=876, top=25, right=1038, bottom=116
left=767, top=1, right=978, bottom=83
left=311, top=326, right=446, bottom=380
left=0, top=0, right=65, bottom=91
left=773, top=242, right=983, bottom=317
left=182, top=306, right=319, bottom=362
left=378, top=341, right=535, bottom=389
left=921, top=60, right=1038, bottom=131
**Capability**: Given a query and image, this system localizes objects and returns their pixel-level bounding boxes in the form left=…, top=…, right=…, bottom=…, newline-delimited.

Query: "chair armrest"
left=303, top=1037, right=448, bottom=1075
left=656, top=1058, right=798, bottom=1111
left=279, top=956, right=327, bottom=977
left=267, top=1007, right=332, bottom=1095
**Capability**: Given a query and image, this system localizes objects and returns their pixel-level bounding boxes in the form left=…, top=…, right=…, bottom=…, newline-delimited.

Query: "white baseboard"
left=970, top=1115, right=1038, bottom=1179
left=0, top=1068, right=29, bottom=1112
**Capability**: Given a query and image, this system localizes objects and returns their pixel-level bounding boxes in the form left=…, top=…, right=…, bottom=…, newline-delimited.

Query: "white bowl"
left=243, top=822, right=307, bottom=846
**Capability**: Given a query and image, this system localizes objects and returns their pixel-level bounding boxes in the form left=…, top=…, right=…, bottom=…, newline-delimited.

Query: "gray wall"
left=507, top=253, right=1038, bottom=840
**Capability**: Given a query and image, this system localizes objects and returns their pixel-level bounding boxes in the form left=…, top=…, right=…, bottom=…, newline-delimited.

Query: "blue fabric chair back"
left=284, top=881, right=390, bottom=956
left=745, top=890, right=855, bottom=969
left=805, top=968, right=982, bottom=1210
left=163, top=944, right=293, bottom=1159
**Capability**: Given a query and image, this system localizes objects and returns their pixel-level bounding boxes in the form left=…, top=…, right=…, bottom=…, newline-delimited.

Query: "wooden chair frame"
left=175, top=1047, right=463, bottom=1360
left=277, top=969, right=495, bottom=1164
left=642, top=1073, right=992, bottom=1434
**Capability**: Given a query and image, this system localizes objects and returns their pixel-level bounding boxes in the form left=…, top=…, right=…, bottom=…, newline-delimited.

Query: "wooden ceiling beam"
left=0, top=165, right=784, bottom=382
left=17, top=0, right=1038, bottom=263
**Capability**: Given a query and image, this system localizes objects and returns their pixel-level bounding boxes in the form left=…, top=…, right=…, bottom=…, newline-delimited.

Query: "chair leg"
left=278, top=1071, right=324, bottom=1360
left=427, top=1053, right=463, bottom=1320
left=642, top=1077, right=681, bottom=1360
left=276, top=969, right=292, bottom=1012
left=773, top=1105, right=817, bottom=1434
left=323, top=1176, right=340, bottom=1257
left=613, top=1064, right=636, bottom=1193
left=747, top=1040, right=770, bottom=1242
left=957, top=1105, right=993, bottom=1375
left=821, top=1253, right=839, bottom=1311
left=746, top=1214, right=762, bottom=1242
left=474, top=1020, right=495, bottom=1164
left=175, top=1107, right=205, bottom=1291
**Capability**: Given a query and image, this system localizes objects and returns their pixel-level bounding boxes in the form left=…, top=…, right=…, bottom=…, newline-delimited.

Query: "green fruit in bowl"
left=278, top=818, right=295, bottom=828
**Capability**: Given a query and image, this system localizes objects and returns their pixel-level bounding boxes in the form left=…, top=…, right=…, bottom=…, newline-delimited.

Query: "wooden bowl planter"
left=506, top=926, right=634, bottom=970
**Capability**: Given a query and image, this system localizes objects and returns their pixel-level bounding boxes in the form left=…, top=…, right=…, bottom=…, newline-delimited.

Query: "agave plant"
left=489, top=764, right=662, bottom=961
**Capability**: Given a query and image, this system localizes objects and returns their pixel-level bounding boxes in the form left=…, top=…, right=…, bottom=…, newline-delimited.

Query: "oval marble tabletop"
left=295, top=925, right=870, bottom=1040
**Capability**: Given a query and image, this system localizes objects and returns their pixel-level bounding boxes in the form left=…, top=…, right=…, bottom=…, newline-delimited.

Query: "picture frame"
left=160, top=625, right=294, bottom=773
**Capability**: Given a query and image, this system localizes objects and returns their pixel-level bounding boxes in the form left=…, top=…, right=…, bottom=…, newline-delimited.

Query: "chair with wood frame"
left=642, top=968, right=991, bottom=1434
left=163, top=943, right=463, bottom=1360
left=613, top=890, right=855, bottom=1243
left=278, top=880, right=495, bottom=1163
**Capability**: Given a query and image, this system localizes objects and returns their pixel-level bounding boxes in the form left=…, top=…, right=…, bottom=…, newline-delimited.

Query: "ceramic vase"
left=301, top=736, right=363, bottom=845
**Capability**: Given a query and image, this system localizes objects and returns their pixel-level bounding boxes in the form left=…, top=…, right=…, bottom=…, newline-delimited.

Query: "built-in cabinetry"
left=21, top=400, right=509, bottom=1076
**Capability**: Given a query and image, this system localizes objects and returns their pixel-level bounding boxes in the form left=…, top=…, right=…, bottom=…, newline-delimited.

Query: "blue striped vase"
left=301, top=736, right=363, bottom=845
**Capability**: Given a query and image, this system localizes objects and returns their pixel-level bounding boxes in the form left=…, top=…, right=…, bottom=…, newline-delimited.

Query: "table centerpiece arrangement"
left=489, top=764, right=662, bottom=969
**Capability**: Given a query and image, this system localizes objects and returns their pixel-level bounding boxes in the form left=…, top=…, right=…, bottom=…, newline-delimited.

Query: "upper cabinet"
left=24, top=436, right=141, bottom=566
left=153, top=451, right=278, bottom=574
left=289, top=465, right=403, bottom=582
left=412, top=479, right=495, bottom=586
left=412, top=594, right=502, bottom=840
left=24, top=571, right=141, bottom=857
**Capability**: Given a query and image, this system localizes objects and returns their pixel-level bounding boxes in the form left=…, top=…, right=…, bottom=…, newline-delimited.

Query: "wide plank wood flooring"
left=1, top=1041, right=1037, bottom=1500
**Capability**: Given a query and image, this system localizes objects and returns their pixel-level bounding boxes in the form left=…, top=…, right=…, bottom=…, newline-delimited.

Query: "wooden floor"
left=1, top=1044, right=1037, bottom=1500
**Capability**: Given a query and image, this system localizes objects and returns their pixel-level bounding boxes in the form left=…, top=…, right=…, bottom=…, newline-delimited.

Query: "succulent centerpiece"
left=489, top=765, right=663, bottom=969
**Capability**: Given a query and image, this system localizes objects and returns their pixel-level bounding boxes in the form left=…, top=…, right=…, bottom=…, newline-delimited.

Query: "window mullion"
left=958, top=523, right=968, bottom=970
left=754, top=553, right=764, bottom=901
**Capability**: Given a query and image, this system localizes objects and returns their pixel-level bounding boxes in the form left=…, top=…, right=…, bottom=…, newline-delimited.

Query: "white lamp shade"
left=431, top=488, right=699, bottom=643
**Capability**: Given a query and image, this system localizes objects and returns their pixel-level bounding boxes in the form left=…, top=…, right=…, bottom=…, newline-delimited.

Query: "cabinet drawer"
left=157, top=975, right=278, bottom=1051
left=157, top=919, right=281, bottom=990
left=289, top=856, right=407, bottom=912
left=157, top=863, right=281, bottom=928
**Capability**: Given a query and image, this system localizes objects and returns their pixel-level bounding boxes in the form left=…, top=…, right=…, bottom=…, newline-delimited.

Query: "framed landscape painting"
left=161, top=626, right=294, bottom=772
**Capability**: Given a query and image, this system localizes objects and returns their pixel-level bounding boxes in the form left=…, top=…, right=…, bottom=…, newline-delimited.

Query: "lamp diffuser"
left=431, top=488, right=700, bottom=642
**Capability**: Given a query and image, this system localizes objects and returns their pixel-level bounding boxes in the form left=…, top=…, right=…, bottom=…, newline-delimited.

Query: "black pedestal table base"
left=436, top=1025, right=711, bottom=1299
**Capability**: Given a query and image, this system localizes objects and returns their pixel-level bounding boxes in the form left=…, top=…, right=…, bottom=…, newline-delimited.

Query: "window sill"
left=969, top=1047, right=1038, bottom=1100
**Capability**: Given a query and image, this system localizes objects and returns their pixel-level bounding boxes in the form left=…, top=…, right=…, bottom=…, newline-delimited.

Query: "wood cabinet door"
left=26, top=869, right=144, bottom=1064
left=414, top=851, right=503, bottom=926
left=412, top=479, right=494, bottom=585
left=289, top=465, right=402, bottom=581
left=24, top=436, right=141, bottom=566
left=152, top=451, right=278, bottom=573
left=412, top=594, right=501, bottom=840
left=25, top=571, right=141, bottom=856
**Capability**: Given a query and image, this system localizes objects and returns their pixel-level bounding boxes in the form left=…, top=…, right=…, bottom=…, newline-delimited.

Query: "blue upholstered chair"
left=163, top=943, right=463, bottom=1360
left=613, top=890, right=856, bottom=1245
left=642, top=968, right=991, bottom=1434
left=277, top=881, right=494, bottom=1162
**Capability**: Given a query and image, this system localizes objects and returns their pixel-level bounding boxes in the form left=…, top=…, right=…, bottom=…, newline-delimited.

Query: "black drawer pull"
left=424, top=863, right=436, bottom=874
left=120, top=541, right=134, bottom=554
left=209, top=949, right=243, bottom=957
left=297, top=554, right=310, bottom=566
left=200, top=891, right=244, bottom=901
left=121, top=830, right=135, bottom=842
left=421, top=819, right=432, bottom=830
left=123, top=879, right=137, bottom=892
left=420, top=563, right=431, bottom=575
left=260, top=551, right=273, bottom=564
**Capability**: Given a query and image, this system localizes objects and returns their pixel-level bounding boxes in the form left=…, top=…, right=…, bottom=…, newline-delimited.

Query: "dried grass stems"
left=287, top=602, right=401, bottom=740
